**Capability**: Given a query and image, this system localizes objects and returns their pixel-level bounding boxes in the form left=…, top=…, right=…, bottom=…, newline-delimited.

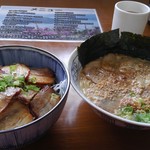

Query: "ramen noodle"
left=79, top=53, right=150, bottom=123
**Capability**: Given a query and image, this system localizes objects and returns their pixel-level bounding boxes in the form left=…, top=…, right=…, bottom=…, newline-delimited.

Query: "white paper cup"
left=111, top=1, right=150, bottom=34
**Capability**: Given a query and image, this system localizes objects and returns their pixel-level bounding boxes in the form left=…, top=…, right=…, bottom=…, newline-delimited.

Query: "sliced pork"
left=1, top=63, right=30, bottom=79
left=30, top=85, right=61, bottom=117
left=28, top=68, right=55, bottom=85
left=0, top=100, right=33, bottom=130
left=0, top=87, right=21, bottom=113
left=0, top=63, right=61, bottom=130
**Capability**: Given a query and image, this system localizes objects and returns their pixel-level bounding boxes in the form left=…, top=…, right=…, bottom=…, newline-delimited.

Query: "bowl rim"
left=0, top=45, right=70, bottom=133
left=68, top=48, right=150, bottom=128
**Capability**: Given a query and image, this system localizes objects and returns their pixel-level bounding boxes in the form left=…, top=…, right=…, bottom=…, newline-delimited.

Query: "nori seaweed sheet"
left=78, top=29, right=150, bottom=67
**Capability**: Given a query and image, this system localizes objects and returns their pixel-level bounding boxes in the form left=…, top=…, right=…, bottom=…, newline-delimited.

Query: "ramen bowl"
left=0, top=45, right=70, bottom=149
left=68, top=41, right=150, bottom=130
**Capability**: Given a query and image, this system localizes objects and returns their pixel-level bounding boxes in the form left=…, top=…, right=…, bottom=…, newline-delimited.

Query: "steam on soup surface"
left=79, top=53, right=150, bottom=123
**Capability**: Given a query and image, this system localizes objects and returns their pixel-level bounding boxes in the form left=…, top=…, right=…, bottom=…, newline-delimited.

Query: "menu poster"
left=0, top=6, right=103, bottom=42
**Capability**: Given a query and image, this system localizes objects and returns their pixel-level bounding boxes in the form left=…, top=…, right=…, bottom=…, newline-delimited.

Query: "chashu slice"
left=28, top=68, right=55, bottom=85
left=1, top=63, right=30, bottom=79
left=0, top=87, right=21, bottom=113
left=30, top=85, right=61, bottom=117
left=0, top=100, right=33, bottom=130
left=17, top=90, right=38, bottom=104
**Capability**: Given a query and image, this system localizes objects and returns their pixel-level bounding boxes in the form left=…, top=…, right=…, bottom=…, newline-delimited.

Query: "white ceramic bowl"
left=68, top=48, right=150, bottom=130
left=0, top=45, right=70, bottom=149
